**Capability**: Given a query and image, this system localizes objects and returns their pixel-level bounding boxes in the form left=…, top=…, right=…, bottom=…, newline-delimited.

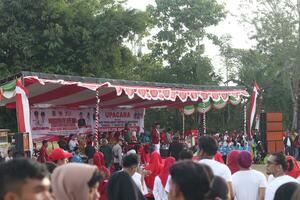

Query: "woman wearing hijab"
left=94, top=151, right=110, bottom=178
left=227, top=150, right=240, bottom=174
left=144, top=151, right=163, bottom=199
left=51, top=163, right=103, bottom=200
left=153, top=156, right=176, bottom=200
left=93, top=151, right=110, bottom=200
left=286, top=155, right=300, bottom=178
left=107, top=170, right=145, bottom=200
left=214, top=151, right=225, bottom=164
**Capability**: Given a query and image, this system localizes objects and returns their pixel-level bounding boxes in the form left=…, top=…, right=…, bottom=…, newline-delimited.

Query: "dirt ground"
left=252, top=164, right=267, bottom=176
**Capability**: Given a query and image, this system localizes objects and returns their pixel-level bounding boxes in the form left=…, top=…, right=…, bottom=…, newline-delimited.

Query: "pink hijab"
left=227, top=150, right=240, bottom=174
left=144, top=151, right=163, bottom=190
left=158, top=156, right=176, bottom=187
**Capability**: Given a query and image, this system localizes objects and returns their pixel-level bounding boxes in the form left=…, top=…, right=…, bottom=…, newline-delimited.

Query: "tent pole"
left=244, top=102, right=247, bottom=135
left=203, top=112, right=206, bottom=134
left=182, top=112, right=185, bottom=134
left=95, top=88, right=100, bottom=149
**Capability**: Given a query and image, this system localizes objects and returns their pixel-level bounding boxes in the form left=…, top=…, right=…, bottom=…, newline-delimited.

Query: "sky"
left=125, top=0, right=256, bottom=80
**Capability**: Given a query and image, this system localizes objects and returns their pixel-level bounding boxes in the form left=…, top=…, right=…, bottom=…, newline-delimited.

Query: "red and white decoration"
left=1, top=75, right=249, bottom=109
left=15, top=80, right=33, bottom=154
left=248, top=82, right=260, bottom=137
left=0, top=72, right=250, bottom=143
left=30, top=107, right=94, bottom=140
left=29, top=107, right=144, bottom=141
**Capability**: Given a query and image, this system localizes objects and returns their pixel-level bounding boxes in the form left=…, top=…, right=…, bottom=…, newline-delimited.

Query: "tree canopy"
left=5, top=0, right=298, bottom=133
left=0, top=0, right=148, bottom=79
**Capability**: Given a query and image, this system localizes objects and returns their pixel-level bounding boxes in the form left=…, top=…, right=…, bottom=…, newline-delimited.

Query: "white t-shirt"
left=296, top=176, right=300, bottom=183
left=232, top=169, right=267, bottom=200
left=265, top=175, right=298, bottom=200
left=69, top=139, right=78, bottom=151
left=267, top=175, right=275, bottom=183
left=153, top=176, right=168, bottom=200
left=287, top=138, right=291, bottom=147
left=199, top=159, right=232, bottom=182
left=165, top=175, right=171, bottom=193
left=5, top=156, right=13, bottom=162
left=132, top=172, right=148, bottom=195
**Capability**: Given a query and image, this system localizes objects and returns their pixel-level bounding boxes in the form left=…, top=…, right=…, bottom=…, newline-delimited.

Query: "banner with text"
left=30, top=107, right=144, bottom=141
left=30, top=108, right=94, bottom=141
left=99, top=108, right=144, bottom=133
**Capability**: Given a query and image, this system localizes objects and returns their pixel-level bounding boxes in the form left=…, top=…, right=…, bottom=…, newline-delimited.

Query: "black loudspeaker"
left=259, top=112, right=267, bottom=151
left=14, top=133, right=24, bottom=156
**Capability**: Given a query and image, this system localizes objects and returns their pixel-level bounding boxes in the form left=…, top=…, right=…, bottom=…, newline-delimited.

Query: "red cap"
left=49, top=148, right=72, bottom=161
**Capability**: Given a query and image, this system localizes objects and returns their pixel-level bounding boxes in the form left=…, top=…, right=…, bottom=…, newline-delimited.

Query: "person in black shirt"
left=169, top=136, right=185, bottom=161
left=85, top=137, right=96, bottom=164
left=58, top=136, right=68, bottom=151
left=77, top=112, right=86, bottom=128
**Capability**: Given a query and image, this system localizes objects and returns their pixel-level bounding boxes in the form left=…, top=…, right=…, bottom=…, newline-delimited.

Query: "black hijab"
left=107, top=171, right=145, bottom=200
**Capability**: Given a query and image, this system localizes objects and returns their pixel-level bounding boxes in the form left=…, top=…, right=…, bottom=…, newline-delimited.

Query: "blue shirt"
left=71, top=154, right=83, bottom=163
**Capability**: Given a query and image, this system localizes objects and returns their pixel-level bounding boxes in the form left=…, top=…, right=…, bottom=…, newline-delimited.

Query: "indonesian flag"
left=15, top=80, right=33, bottom=155
left=248, top=82, right=260, bottom=137
left=0, top=80, right=16, bottom=100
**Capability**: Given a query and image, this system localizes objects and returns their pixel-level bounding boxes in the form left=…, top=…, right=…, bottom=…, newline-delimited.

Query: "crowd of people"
left=1, top=123, right=300, bottom=200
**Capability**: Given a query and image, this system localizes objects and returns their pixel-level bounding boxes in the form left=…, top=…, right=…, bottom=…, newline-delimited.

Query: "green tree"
left=0, top=0, right=149, bottom=130
left=0, top=0, right=149, bottom=79
left=146, top=0, right=225, bottom=84
left=222, top=0, right=300, bottom=129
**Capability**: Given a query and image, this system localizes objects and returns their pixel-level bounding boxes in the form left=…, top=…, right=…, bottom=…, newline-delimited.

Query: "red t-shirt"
left=37, top=146, right=49, bottom=163
left=160, top=132, right=168, bottom=143
left=151, top=128, right=160, bottom=144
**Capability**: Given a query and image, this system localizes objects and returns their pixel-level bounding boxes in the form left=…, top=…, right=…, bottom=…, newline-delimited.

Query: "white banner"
left=99, top=108, right=145, bottom=133
left=30, top=107, right=145, bottom=140
left=30, top=108, right=94, bottom=140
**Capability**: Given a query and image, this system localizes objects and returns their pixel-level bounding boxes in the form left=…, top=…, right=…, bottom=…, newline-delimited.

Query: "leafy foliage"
left=222, top=0, right=300, bottom=129
left=146, top=0, right=225, bottom=85
left=0, top=0, right=148, bottom=79
left=0, top=0, right=247, bottom=133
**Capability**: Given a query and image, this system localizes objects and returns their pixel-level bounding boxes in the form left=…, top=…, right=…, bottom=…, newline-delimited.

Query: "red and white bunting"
left=1, top=76, right=250, bottom=109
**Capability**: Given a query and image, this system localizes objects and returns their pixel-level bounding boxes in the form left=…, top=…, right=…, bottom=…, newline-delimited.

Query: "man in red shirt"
left=151, top=123, right=161, bottom=152
left=37, top=140, right=49, bottom=163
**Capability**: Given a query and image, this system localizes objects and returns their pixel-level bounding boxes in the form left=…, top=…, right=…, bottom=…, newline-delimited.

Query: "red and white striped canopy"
left=0, top=72, right=249, bottom=109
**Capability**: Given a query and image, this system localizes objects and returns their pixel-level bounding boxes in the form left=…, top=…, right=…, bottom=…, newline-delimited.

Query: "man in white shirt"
left=68, top=134, right=78, bottom=152
left=198, top=135, right=233, bottom=200
left=122, top=152, right=148, bottom=195
left=4, top=149, right=13, bottom=162
left=232, top=150, right=267, bottom=200
left=112, top=138, right=123, bottom=171
left=265, top=152, right=298, bottom=200
left=283, top=132, right=292, bottom=155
